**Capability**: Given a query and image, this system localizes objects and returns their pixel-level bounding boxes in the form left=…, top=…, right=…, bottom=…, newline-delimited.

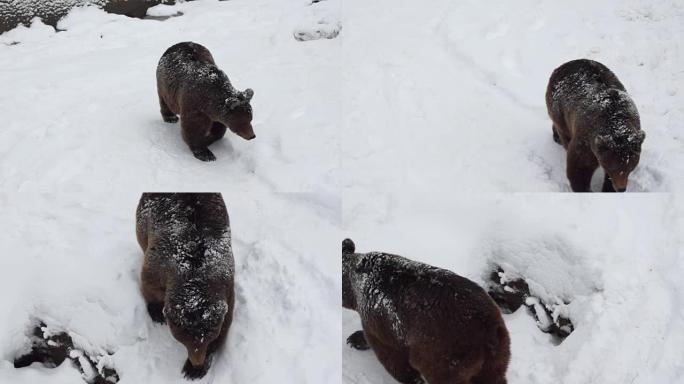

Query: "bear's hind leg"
left=159, top=93, right=178, bottom=123
left=365, top=332, right=424, bottom=384
left=552, top=123, right=571, bottom=149
left=552, top=125, right=561, bottom=145
left=181, top=113, right=217, bottom=161
left=141, top=262, right=166, bottom=323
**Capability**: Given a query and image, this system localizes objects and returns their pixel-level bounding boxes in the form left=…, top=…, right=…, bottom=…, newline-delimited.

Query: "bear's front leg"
left=347, top=330, right=370, bottom=350
left=181, top=112, right=216, bottom=161
left=566, top=143, right=598, bottom=192
left=146, top=302, right=165, bottom=324
left=158, top=93, right=178, bottom=123
left=601, top=173, right=617, bottom=192
left=209, top=121, right=228, bottom=144
left=182, top=357, right=211, bottom=380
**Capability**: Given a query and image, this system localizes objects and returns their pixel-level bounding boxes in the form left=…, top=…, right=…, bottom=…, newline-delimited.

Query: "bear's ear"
left=354, top=257, right=369, bottom=273
left=635, top=130, right=645, bottom=144
left=217, top=300, right=229, bottom=317
left=225, top=96, right=242, bottom=110
left=342, top=238, right=355, bottom=255
left=243, top=88, right=254, bottom=101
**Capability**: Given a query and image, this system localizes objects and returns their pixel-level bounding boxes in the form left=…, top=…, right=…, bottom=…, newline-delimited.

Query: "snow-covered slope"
left=0, top=1, right=340, bottom=383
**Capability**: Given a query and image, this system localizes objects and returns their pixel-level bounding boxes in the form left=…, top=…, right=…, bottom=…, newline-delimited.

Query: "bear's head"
left=224, top=88, right=256, bottom=140
left=594, top=130, right=645, bottom=192
left=342, top=238, right=358, bottom=310
left=164, top=291, right=228, bottom=367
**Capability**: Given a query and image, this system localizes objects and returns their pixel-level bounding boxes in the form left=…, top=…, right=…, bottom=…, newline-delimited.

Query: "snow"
left=146, top=4, right=182, bottom=19
left=1, top=0, right=683, bottom=383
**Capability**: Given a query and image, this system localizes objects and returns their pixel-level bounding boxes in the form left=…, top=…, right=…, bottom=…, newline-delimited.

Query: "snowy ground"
left=1, top=0, right=683, bottom=383
left=0, top=0, right=340, bottom=383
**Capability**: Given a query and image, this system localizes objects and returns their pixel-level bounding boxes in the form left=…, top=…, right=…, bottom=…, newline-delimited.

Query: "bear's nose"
left=189, top=352, right=205, bottom=367
left=617, top=188, right=626, bottom=192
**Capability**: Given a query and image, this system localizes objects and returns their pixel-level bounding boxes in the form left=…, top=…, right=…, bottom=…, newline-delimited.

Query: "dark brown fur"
left=156, top=42, right=256, bottom=161
left=136, top=193, right=235, bottom=379
left=342, top=239, right=510, bottom=384
left=546, top=59, right=645, bottom=192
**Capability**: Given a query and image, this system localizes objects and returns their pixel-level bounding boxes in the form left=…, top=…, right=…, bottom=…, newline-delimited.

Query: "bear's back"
left=156, top=42, right=229, bottom=96
left=354, top=253, right=504, bottom=343
left=547, top=60, right=624, bottom=114
left=546, top=59, right=639, bottom=140
left=161, top=42, right=216, bottom=66
left=137, top=193, right=233, bottom=280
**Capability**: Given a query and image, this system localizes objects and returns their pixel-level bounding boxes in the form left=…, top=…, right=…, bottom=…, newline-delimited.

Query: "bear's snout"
left=188, top=347, right=207, bottom=367
left=611, top=173, right=629, bottom=192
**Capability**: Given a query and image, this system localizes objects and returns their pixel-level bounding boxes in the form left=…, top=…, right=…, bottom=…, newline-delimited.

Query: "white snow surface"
left=1, top=0, right=684, bottom=384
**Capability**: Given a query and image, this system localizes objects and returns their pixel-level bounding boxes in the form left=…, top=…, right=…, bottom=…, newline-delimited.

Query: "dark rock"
left=487, top=266, right=575, bottom=341
left=0, top=0, right=177, bottom=34
left=14, top=320, right=119, bottom=384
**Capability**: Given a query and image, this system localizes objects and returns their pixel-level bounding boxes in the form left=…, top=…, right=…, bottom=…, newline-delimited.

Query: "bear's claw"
left=192, top=148, right=217, bottom=162
left=182, top=359, right=209, bottom=380
left=162, top=114, right=179, bottom=123
left=347, top=330, right=370, bottom=350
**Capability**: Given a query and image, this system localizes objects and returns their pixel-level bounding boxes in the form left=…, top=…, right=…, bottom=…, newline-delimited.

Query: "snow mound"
left=0, top=18, right=56, bottom=45
left=483, top=235, right=602, bottom=306
left=293, top=0, right=341, bottom=42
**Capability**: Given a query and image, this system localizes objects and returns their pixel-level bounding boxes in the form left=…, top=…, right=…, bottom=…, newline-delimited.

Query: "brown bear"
left=136, top=193, right=235, bottom=379
left=546, top=59, right=645, bottom=192
left=342, top=239, right=510, bottom=384
left=156, top=42, right=256, bottom=162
